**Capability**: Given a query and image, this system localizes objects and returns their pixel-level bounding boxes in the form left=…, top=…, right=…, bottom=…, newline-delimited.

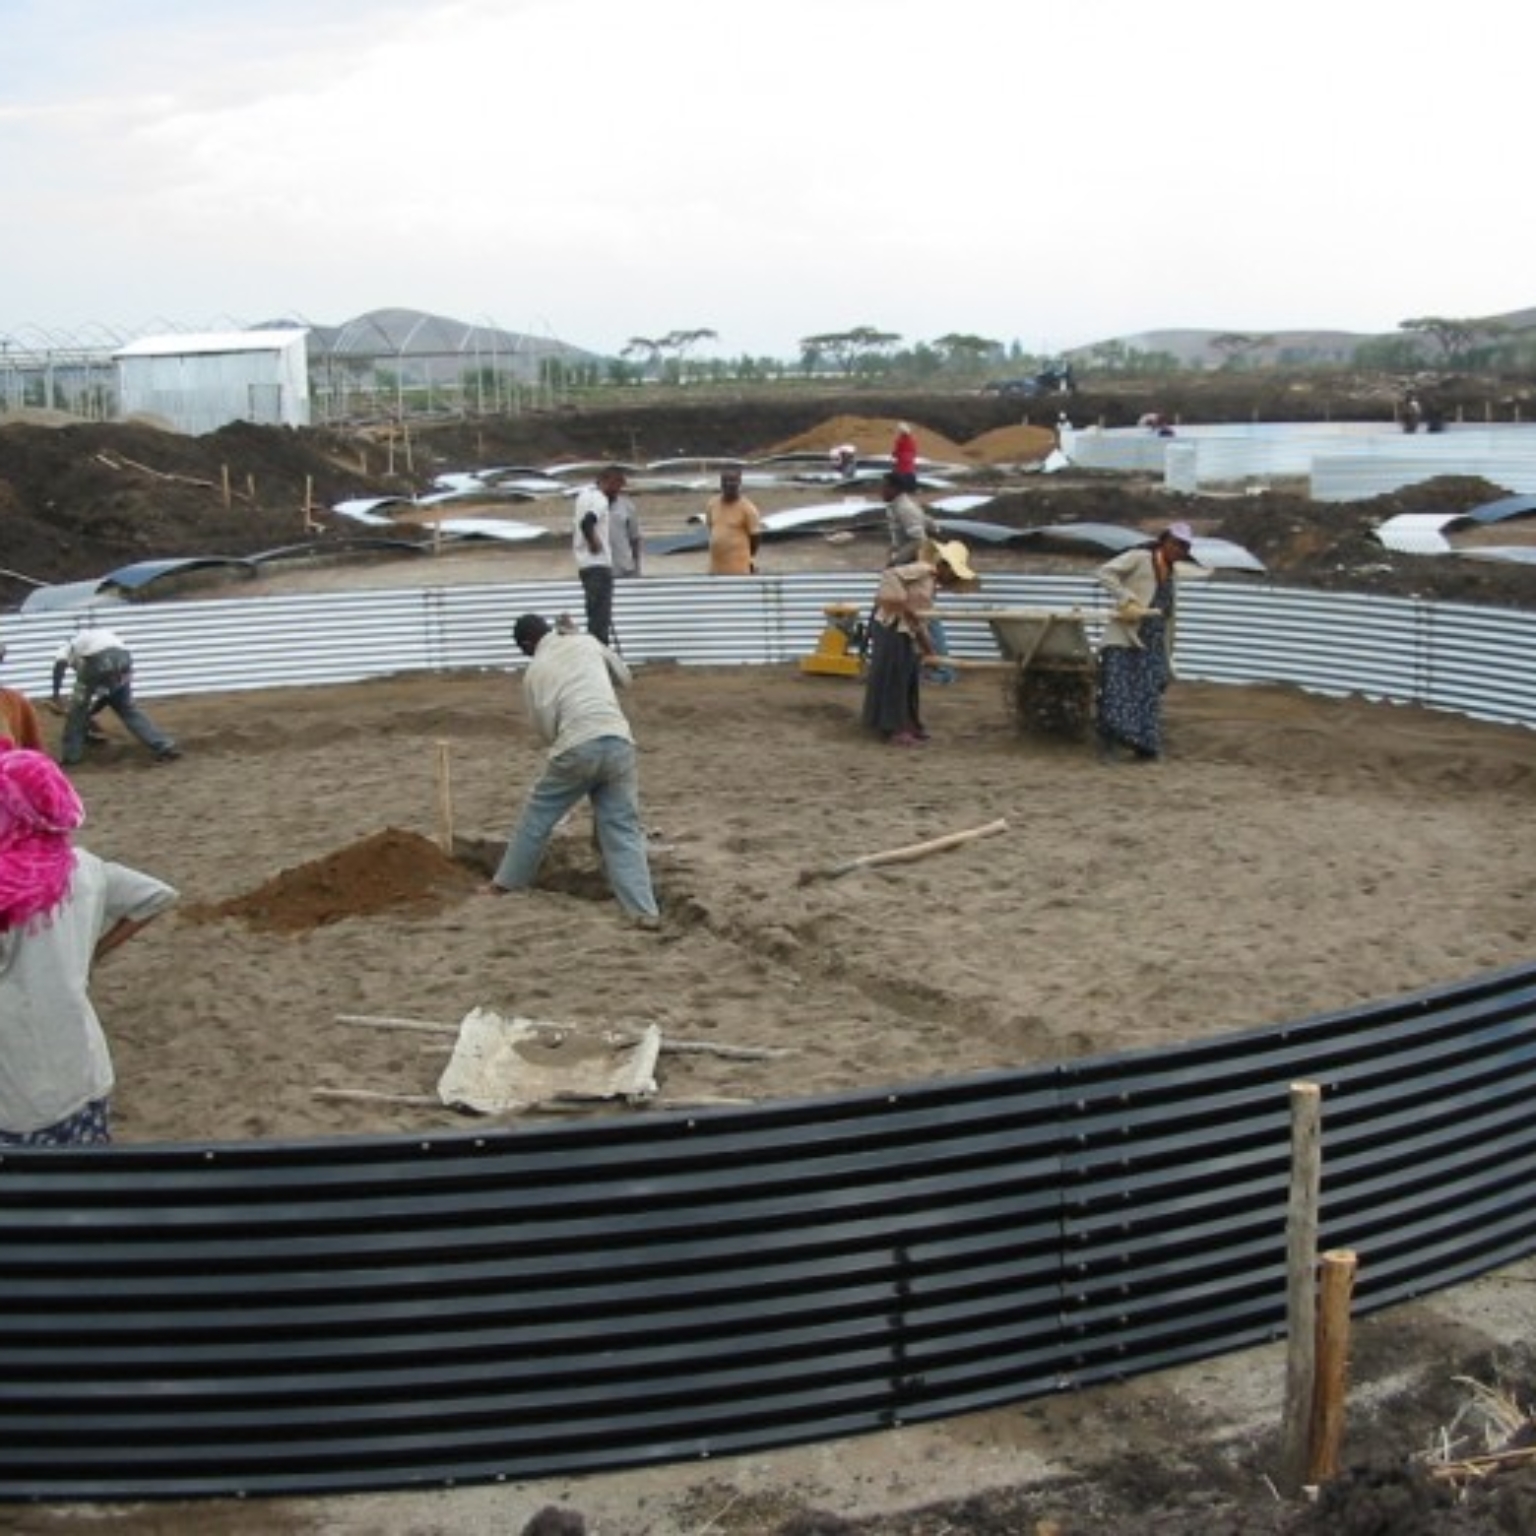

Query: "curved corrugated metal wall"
left=6, top=572, right=1534, bottom=729
left=0, top=576, right=1532, bottom=1502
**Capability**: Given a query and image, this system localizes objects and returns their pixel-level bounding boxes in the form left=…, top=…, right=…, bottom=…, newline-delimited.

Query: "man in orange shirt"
left=704, top=469, right=762, bottom=575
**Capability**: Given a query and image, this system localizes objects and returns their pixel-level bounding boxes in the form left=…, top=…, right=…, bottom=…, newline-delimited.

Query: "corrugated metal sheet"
left=2, top=573, right=1532, bottom=731
left=1069, top=422, right=1536, bottom=501
left=1312, top=429, right=1536, bottom=501
left=1373, top=513, right=1469, bottom=555
left=0, top=962, right=1532, bottom=1500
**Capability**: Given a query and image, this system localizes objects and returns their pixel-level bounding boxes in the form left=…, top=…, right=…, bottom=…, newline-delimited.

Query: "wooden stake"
left=333, top=1013, right=792, bottom=1060
left=435, top=739, right=454, bottom=852
left=1281, top=1081, right=1323, bottom=1495
left=1308, top=1248, right=1358, bottom=1484
left=221, top=464, right=232, bottom=509
left=313, top=1088, right=438, bottom=1107
left=335, top=1013, right=457, bottom=1034
left=798, top=817, right=1008, bottom=885
left=246, top=471, right=256, bottom=503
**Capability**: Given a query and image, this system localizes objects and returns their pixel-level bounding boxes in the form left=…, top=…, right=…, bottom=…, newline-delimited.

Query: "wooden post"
left=245, top=471, right=256, bottom=503
left=303, top=475, right=315, bottom=531
left=358, top=448, right=368, bottom=475
left=1280, top=1081, right=1323, bottom=1494
left=404, top=425, right=414, bottom=474
left=1307, top=1248, right=1358, bottom=1483
left=435, top=740, right=454, bottom=853
left=221, top=464, right=232, bottom=509
left=387, top=436, right=396, bottom=476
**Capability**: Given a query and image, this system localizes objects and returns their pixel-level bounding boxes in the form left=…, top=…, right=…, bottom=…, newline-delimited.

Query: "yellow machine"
left=799, top=602, right=867, bottom=678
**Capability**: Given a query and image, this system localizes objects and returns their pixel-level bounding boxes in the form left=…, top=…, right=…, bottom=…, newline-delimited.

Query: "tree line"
left=528, top=314, right=1536, bottom=392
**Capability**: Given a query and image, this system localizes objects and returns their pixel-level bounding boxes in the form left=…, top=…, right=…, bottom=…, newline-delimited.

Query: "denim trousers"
left=62, top=659, right=176, bottom=765
left=579, top=566, right=615, bottom=647
left=495, top=736, right=657, bottom=917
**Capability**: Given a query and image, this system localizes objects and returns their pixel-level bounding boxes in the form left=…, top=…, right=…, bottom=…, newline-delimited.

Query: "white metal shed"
left=114, top=329, right=310, bottom=434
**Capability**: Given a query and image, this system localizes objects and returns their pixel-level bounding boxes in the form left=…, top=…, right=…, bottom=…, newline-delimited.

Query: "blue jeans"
left=62, top=652, right=177, bottom=764
left=494, top=736, right=657, bottom=918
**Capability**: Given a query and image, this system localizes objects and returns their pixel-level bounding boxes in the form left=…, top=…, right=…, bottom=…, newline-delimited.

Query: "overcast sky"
left=3, top=0, right=1528, bottom=359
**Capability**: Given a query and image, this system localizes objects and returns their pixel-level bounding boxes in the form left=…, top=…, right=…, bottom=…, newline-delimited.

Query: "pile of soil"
left=2, top=385, right=1531, bottom=615
left=183, top=826, right=479, bottom=932
left=759, top=413, right=1058, bottom=467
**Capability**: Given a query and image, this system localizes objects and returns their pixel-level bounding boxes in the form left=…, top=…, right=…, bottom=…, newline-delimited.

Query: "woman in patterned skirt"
left=1094, top=523, right=1202, bottom=762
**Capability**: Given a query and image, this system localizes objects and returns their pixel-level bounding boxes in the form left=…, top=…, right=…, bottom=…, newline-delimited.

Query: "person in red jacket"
left=891, top=421, right=918, bottom=479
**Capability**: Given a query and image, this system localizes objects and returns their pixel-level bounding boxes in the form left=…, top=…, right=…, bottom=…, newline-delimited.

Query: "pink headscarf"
left=0, top=750, right=85, bottom=932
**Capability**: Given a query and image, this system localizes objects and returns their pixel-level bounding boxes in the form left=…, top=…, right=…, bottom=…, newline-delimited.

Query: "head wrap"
left=0, top=750, right=84, bottom=932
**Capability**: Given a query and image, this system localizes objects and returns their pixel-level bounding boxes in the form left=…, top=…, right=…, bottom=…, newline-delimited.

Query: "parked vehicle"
left=982, top=363, right=1075, bottom=398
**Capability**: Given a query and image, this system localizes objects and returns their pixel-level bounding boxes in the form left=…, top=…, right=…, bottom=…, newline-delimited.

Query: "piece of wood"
left=1281, top=1081, right=1324, bottom=1495
left=335, top=1013, right=790, bottom=1061
left=96, top=450, right=219, bottom=490
left=313, top=1088, right=438, bottom=1106
left=918, top=656, right=1018, bottom=672
left=335, top=1013, right=458, bottom=1034
left=1308, top=1248, right=1358, bottom=1483
left=656, top=1039, right=795, bottom=1061
left=799, top=817, right=1008, bottom=885
left=435, top=739, right=454, bottom=852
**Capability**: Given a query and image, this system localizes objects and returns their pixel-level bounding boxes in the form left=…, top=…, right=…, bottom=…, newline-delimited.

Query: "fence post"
left=1281, top=1080, right=1322, bottom=1494
left=1308, top=1248, right=1359, bottom=1483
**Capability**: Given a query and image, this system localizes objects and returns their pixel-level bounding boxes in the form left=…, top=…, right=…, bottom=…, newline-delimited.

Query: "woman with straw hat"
left=861, top=539, right=977, bottom=748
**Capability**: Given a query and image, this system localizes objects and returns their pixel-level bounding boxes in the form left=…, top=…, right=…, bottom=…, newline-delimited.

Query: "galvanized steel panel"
left=3, top=572, right=1532, bottom=730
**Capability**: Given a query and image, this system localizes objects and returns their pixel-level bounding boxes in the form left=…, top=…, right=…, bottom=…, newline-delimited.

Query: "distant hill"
left=1073, top=307, right=1536, bottom=370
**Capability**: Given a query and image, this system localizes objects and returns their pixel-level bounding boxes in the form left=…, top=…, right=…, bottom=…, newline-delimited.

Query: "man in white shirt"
left=571, top=466, right=641, bottom=647
left=488, top=614, right=659, bottom=926
left=50, top=628, right=180, bottom=766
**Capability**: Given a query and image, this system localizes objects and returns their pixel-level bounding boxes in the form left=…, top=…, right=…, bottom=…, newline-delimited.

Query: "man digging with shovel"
left=486, top=614, right=660, bottom=929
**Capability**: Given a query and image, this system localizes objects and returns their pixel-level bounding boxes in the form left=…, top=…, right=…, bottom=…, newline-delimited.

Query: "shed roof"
left=114, top=329, right=308, bottom=359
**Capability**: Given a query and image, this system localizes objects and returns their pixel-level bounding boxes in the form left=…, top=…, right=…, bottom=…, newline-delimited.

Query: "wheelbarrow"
left=923, top=607, right=1096, bottom=741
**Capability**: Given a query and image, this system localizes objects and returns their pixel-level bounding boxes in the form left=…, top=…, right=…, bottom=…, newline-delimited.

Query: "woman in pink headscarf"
left=0, top=750, right=177, bottom=1146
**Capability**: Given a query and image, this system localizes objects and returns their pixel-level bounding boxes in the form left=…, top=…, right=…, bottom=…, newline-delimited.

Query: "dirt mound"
left=761, top=414, right=974, bottom=464
left=184, top=827, right=479, bottom=932
left=963, top=421, right=1058, bottom=464
left=761, top=414, right=1056, bottom=469
left=0, top=417, right=406, bottom=604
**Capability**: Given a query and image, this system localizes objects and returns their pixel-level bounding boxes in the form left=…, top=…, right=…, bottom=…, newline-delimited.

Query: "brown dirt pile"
left=760, top=413, right=1056, bottom=467
left=183, top=827, right=480, bottom=933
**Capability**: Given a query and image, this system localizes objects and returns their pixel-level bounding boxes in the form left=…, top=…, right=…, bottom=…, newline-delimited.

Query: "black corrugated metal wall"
left=2, top=962, right=1533, bottom=1502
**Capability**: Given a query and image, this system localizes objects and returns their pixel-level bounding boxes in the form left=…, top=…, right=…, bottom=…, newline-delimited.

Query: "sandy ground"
left=57, top=662, right=1536, bottom=1147
left=13, top=523, right=1536, bottom=1533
